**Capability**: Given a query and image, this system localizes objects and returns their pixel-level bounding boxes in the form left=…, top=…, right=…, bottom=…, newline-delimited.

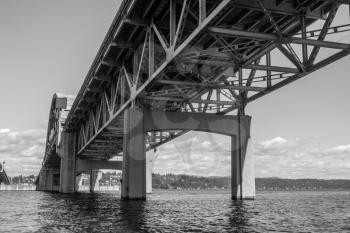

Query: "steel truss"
left=57, top=0, right=349, bottom=160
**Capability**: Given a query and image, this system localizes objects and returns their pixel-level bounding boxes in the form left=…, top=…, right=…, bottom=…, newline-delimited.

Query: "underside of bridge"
left=37, top=0, right=350, bottom=199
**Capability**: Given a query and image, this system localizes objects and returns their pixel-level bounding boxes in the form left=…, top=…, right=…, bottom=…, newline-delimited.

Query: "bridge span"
left=36, top=0, right=350, bottom=200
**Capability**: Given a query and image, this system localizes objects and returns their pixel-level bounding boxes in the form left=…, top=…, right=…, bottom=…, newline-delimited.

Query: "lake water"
left=0, top=190, right=349, bottom=232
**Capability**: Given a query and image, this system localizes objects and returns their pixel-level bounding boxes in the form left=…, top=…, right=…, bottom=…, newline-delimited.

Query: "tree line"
left=152, top=174, right=350, bottom=191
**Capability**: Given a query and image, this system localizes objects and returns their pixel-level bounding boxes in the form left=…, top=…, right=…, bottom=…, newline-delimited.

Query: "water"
left=0, top=190, right=349, bottom=232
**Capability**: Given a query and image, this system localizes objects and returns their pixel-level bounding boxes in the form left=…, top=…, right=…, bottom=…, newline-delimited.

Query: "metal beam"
left=244, top=64, right=299, bottom=73
left=141, top=96, right=237, bottom=105
left=221, top=50, right=350, bottom=114
left=93, top=75, right=112, bottom=82
left=123, top=15, right=150, bottom=26
left=110, top=41, right=135, bottom=49
left=179, top=58, right=299, bottom=73
left=232, top=0, right=326, bottom=19
left=277, top=45, right=305, bottom=72
left=323, top=0, right=350, bottom=4
left=309, top=4, right=339, bottom=65
left=156, top=80, right=265, bottom=92
left=199, top=0, right=206, bottom=23
left=71, top=0, right=350, bottom=157
left=208, top=27, right=350, bottom=50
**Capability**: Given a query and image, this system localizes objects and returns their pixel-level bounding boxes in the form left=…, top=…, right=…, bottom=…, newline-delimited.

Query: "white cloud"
left=152, top=134, right=350, bottom=179
left=254, top=137, right=350, bottom=179
left=0, top=128, right=10, bottom=133
left=152, top=132, right=231, bottom=177
left=0, top=128, right=46, bottom=176
left=1, top=127, right=349, bottom=180
left=314, top=144, right=350, bottom=156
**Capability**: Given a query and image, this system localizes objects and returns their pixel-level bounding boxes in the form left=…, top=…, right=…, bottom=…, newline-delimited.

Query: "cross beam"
left=208, top=27, right=350, bottom=51
left=156, top=80, right=265, bottom=92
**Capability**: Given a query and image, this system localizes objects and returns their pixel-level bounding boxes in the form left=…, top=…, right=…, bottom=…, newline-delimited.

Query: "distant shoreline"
left=3, top=175, right=350, bottom=192
left=152, top=188, right=350, bottom=192
left=1, top=188, right=350, bottom=192
left=1, top=184, right=350, bottom=192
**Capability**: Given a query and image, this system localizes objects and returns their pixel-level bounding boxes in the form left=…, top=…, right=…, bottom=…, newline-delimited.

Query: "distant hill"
left=152, top=174, right=350, bottom=191
left=256, top=177, right=350, bottom=191
left=152, top=173, right=229, bottom=190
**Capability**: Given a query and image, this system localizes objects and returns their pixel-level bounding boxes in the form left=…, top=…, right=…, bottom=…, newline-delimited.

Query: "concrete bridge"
left=36, top=0, right=350, bottom=200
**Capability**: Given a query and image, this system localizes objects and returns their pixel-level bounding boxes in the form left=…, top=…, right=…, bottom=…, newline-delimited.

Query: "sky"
left=0, top=1, right=349, bottom=179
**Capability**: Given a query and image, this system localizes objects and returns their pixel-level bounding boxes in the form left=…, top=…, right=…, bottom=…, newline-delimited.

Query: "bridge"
left=0, top=163, right=10, bottom=185
left=36, top=0, right=350, bottom=200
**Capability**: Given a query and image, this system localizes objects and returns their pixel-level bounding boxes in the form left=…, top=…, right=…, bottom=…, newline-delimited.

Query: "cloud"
left=0, top=128, right=46, bottom=176
left=1, top=126, right=349, bottom=180
left=254, top=137, right=350, bottom=179
left=152, top=132, right=231, bottom=177
left=152, top=134, right=350, bottom=179
left=312, top=144, right=350, bottom=157
left=0, top=128, right=10, bottom=133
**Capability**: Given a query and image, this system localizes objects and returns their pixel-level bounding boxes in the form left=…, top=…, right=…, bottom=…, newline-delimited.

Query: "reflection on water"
left=0, top=190, right=350, bottom=232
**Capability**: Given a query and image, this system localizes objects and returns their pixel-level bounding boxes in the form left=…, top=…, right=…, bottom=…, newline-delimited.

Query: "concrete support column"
left=36, top=169, right=60, bottom=192
left=231, top=120, right=255, bottom=200
left=75, top=175, right=82, bottom=191
left=59, top=131, right=77, bottom=193
left=121, top=107, right=146, bottom=200
left=146, top=150, right=156, bottom=194
left=36, top=170, right=48, bottom=191
left=89, top=170, right=101, bottom=192
left=241, top=138, right=255, bottom=199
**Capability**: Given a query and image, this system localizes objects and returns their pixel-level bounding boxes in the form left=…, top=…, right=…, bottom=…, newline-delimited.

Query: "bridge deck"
left=50, top=0, right=349, bottom=161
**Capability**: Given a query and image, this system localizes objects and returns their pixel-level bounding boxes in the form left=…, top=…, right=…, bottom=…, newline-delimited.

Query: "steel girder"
left=59, top=0, right=350, bottom=159
left=41, top=94, right=75, bottom=169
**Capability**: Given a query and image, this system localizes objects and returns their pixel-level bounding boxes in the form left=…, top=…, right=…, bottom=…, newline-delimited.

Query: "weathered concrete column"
left=231, top=118, right=255, bottom=200
left=90, top=170, right=101, bottom=192
left=58, top=131, right=77, bottom=193
left=146, top=150, right=156, bottom=194
left=36, top=169, right=60, bottom=192
left=75, top=174, right=82, bottom=191
left=36, top=170, right=49, bottom=191
left=121, top=107, right=146, bottom=200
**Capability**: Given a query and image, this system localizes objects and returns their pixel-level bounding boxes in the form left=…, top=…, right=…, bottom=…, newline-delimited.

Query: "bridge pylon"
left=58, top=131, right=77, bottom=193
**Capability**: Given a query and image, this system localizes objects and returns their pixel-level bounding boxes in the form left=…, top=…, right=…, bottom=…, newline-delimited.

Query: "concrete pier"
left=59, top=131, right=77, bottom=193
left=121, top=107, right=146, bottom=200
left=231, top=136, right=255, bottom=200
left=146, top=150, right=156, bottom=194
left=89, top=170, right=101, bottom=192
left=35, top=169, right=60, bottom=192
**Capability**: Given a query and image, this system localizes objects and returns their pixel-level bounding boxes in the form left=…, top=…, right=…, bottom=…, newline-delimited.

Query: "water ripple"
left=0, top=190, right=349, bottom=232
